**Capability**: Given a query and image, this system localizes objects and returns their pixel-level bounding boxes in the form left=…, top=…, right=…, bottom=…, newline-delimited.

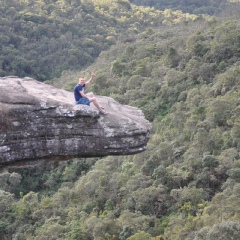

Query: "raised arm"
left=85, top=71, right=95, bottom=87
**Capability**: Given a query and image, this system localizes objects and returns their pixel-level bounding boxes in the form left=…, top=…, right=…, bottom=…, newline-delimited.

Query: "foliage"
left=2, top=1, right=240, bottom=240
left=194, top=221, right=240, bottom=240
left=129, top=0, right=229, bottom=15
left=0, top=0, right=189, bottom=81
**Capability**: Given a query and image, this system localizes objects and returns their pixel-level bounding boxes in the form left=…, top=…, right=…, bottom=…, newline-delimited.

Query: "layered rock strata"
left=0, top=77, right=151, bottom=166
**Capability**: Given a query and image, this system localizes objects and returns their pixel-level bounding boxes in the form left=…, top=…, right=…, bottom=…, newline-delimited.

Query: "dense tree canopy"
left=0, top=0, right=184, bottom=81
left=1, top=0, right=240, bottom=239
left=130, top=0, right=229, bottom=15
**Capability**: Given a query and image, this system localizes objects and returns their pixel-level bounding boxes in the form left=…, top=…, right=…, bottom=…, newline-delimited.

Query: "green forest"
left=1, top=0, right=240, bottom=239
left=129, top=0, right=229, bottom=15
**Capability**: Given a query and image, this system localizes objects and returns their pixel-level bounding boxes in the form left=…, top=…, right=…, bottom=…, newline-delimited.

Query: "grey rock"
left=0, top=77, right=151, bottom=166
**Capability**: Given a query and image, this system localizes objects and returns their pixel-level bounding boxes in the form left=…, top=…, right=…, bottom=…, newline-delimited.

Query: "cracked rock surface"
left=0, top=77, right=151, bottom=166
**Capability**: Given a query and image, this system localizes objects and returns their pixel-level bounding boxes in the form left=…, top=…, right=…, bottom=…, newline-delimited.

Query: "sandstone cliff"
left=0, top=76, right=151, bottom=167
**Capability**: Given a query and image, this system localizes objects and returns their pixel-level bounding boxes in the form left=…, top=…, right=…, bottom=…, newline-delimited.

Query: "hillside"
left=130, top=0, right=229, bottom=15
left=0, top=0, right=195, bottom=81
left=1, top=0, right=240, bottom=240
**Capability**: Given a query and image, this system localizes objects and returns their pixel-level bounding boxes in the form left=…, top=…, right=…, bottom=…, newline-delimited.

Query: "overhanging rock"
left=0, top=77, right=151, bottom=166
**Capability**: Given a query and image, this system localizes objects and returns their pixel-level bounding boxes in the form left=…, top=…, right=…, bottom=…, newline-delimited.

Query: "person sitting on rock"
left=74, top=71, right=108, bottom=115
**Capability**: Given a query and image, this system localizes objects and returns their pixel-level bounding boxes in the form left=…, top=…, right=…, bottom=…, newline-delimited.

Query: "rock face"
left=0, top=76, right=151, bottom=166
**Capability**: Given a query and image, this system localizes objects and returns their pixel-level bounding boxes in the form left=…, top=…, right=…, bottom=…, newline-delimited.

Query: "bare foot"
left=100, top=109, right=108, bottom=115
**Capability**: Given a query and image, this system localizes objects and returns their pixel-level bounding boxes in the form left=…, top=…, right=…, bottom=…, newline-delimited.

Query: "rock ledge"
left=0, top=77, right=151, bottom=166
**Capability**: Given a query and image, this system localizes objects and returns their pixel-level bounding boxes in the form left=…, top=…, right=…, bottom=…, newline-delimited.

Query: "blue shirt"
left=74, top=84, right=85, bottom=101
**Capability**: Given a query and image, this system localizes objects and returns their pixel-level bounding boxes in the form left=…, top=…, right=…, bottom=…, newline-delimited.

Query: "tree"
left=0, top=172, right=22, bottom=194
left=206, top=100, right=231, bottom=127
left=120, top=225, right=132, bottom=240
left=126, top=231, right=152, bottom=240
left=194, top=221, right=240, bottom=240
left=0, top=190, right=15, bottom=239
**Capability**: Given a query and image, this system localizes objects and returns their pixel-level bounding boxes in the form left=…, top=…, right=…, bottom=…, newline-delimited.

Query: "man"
left=74, top=72, right=108, bottom=115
